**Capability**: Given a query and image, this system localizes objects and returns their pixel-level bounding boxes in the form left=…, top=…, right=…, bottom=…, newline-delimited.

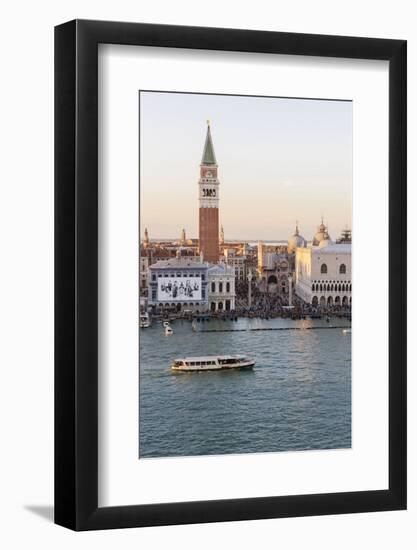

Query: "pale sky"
left=140, top=91, right=352, bottom=242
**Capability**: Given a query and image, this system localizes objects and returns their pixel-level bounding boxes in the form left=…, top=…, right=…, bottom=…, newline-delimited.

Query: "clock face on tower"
left=205, top=171, right=212, bottom=178
left=202, top=187, right=216, bottom=198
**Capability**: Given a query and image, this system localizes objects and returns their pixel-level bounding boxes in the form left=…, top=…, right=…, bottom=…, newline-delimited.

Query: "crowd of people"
left=151, top=279, right=351, bottom=322
left=232, top=281, right=351, bottom=320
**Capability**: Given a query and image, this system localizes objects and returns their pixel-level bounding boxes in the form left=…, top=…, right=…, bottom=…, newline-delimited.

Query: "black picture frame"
left=55, top=19, right=407, bottom=531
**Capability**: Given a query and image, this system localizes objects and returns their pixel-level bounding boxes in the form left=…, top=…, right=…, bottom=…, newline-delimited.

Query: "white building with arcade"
left=295, top=221, right=352, bottom=307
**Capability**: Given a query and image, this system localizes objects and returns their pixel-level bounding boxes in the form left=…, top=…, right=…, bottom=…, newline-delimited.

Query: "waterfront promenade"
left=147, top=296, right=351, bottom=323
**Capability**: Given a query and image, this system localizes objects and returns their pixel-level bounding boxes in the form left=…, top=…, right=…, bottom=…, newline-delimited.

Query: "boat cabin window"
left=219, top=357, right=241, bottom=365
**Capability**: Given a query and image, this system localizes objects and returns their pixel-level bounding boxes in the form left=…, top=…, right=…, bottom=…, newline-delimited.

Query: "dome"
left=312, top=219, right=331, bottom=246
left=318, top=238, right=334, bottom=248
left=288, top=223, right=307, bottom=253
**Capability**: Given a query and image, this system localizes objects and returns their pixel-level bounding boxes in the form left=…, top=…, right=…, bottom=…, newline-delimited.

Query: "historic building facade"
left=207, top=264, right=236, bottom=312
left=257, top=242, right=290, bottom=294
left=295, top=240, right=352, bottom=306
left=198, top=122, right=220, bottom=263
left=223, top=248, right=247, bottom=282
left=148, top=258, right=209, bottom=313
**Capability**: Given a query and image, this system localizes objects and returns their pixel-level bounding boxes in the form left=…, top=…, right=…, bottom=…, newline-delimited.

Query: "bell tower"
left=198, top=121, right=220, bottom=263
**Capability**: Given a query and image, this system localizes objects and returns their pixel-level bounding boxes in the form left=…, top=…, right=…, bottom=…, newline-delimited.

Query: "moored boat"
left=171, top=355, right=255, bottom=372
left=139, top=312, right=151, bottom=328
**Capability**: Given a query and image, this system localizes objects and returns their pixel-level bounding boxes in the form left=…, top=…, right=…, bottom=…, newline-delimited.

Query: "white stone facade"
left=295, top=241, right=352, bottom=306
left=207, top=264, right=236, bottom=312
left=148, top=258, right=209, bottom=313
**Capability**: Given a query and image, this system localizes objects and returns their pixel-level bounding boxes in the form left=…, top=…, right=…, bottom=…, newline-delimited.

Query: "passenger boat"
left=171, top=355, right=255, bottom=372
left=139, top=312, right=151, bottom=328
left=164, top=325, right=173, bottom=336
left=342, top=328, right=351, bottom=334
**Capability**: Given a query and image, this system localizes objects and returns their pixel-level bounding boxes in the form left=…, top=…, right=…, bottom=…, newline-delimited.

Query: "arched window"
left=342, top=284, right=345, bottom=292
left=312, top=284, right=315, bottom=292
left=319, top=283, right=323, bottom=292
left=327, top=284, right=331, bottom=291
left=339, top=263, right=346, bottom=274
left=219, top=282, right=223, bottom=293
left=226, top=282, right=230, bottom=293
left=331, top=284, right=334, bottom=291
left=338, top=284, right=342, bottom=292
left=321, top=263, right=328, bottom=274
left=211, top=282, right=215, bottom=292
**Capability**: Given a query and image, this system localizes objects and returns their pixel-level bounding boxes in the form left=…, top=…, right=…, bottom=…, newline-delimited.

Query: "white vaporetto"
left=171, top=355, right=255, bottom=372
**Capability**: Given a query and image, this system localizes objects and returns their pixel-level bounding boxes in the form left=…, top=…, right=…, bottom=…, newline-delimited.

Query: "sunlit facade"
left=295, top=241, right=352, bottom=307
left=207, top=264, right=236, bottom=312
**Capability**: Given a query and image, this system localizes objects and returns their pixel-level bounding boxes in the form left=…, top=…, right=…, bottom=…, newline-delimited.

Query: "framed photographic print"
left=55, top=20, right=406, bottom=530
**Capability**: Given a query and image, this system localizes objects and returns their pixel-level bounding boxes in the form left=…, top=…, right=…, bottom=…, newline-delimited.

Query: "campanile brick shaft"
left=198, top=121, right=220, bottom=264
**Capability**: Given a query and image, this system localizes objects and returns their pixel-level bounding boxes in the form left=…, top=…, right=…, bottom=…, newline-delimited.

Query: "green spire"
left=201, top=120, right=217, bottom=165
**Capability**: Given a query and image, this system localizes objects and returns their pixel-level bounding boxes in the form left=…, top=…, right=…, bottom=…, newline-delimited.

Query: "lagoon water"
left=139, top=317, right=351, bottom=458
